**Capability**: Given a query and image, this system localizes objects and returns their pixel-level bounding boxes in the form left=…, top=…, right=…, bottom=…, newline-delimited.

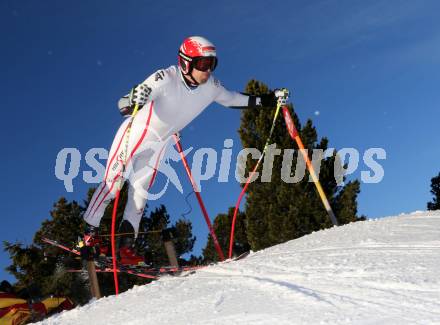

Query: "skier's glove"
left=118, top=94, right=133, bottom=116
left=119, top=105, right=133, bottom=116
left=258, top=92, right=277, bottom=107
left=128, top=83, right=152, bottom=107
left=274, top=88, right=290, bottom=104
left=256, top=88, right=290, bottom=107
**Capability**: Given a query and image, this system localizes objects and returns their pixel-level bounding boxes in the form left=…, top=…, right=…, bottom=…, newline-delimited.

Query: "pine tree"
left=4, top=197, right=90, bottom=304
left=333, top=180, right=361, bottom=224
left=239, top=79, right=362, bottom=251
left=427, top=172, right=440, bottom=210
left=4, top=186, right=198, bottom=303
left=34, top=197, right=84, bottom=252
left=138, top=204, right=196, bottom=267
left=202, top=207, right=250, bottom=262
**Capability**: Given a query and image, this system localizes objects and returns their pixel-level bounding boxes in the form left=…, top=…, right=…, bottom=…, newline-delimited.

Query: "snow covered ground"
left=38, top=211, right=440, bottom=325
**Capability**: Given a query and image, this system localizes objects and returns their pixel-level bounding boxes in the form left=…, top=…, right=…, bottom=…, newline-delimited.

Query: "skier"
left=83, top=36, right=286, bottom=265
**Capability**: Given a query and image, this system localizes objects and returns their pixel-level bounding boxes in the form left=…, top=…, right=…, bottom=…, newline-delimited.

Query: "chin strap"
left=178, top=60, right=199, bottom=88
left=178, top=69, right=197, bottom=90
left=183, top=71, right=199, bottom=87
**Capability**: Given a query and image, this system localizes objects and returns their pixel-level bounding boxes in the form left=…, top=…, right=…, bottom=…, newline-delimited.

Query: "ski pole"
left=281, top=106, right=338, bottom=226
left=110, top=103, right=141, bottom=295
left=228, top=100, right=283, bottom=259
left=173, top=134, right=225, bottom=261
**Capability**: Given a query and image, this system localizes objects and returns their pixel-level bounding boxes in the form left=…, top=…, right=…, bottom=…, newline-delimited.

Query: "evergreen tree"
left=333, top=180, right=361, bottom=224
left=239, top=80, right=362, bottom=251
left=4, top=185, right=197, bottom=303
left=138, top=204, right=196, bottom=267
left=4, top=197, right=90, bottom=304
left=202, top=207, right=250, bottom=262
left=427, top=172, right=440, bottom=210
left=34, top=197, right=84, bottom=246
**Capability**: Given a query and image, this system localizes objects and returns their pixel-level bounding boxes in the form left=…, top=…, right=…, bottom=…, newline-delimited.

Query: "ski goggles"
left=192, top=56, right=218, bottom=72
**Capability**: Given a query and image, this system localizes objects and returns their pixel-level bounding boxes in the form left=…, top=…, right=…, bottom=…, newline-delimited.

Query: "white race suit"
left=84, top=65, right=250, bottom=233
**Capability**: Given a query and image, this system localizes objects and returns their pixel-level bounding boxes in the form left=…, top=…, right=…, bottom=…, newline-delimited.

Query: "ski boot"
left=118, top=220, right=146, bottom=266
left=80, top=224, right=109, bottom=259
left=83, top=223, right=100, bottom=247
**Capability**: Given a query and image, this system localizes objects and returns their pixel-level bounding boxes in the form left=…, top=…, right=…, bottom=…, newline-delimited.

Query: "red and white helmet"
left=178, top=36, right=218, bottom=75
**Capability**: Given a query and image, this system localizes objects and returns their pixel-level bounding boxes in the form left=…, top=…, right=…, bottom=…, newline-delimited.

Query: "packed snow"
left=37, top=211, right=440, bottom=324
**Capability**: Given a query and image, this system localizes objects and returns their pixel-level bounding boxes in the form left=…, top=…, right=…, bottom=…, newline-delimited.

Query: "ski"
left=230, top=251, right=250, bottom=261
left=67, top=267, right=158, bottom=279
left=67, top=254, right=249, bottom=279
left=42, top=237, right=155, bottom=278
left=66, top=267, right=199, bottom=279
left=42, top=237, right=250, bottom=280
left=42, top=237, right=81, bottom=256
left=41, top=237, right=204, bottom=277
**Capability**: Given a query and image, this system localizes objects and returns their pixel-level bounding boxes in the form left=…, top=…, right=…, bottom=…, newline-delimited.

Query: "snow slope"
left=38, top=211, right=440, bottom=325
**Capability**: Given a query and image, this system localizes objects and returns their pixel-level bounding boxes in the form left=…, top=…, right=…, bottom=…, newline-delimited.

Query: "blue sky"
left=1, top=0, right=439, bottom=282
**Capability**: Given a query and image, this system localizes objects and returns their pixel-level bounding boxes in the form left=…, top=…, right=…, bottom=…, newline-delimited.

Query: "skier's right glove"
left=128, top=83, right=152, bottom=107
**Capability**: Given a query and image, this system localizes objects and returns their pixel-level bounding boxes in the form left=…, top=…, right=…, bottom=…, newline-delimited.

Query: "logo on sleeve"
left=139, top=84, right=152, bottom=99
left=155, top=70, right=165, bottom=82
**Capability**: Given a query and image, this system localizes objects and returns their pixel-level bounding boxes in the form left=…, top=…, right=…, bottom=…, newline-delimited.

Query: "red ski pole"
left=173, top=134, right=225, bottom=261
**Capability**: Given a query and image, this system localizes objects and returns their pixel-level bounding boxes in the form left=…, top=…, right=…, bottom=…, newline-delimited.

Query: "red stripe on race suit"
left=86, top=121, right=131, bottom=217
left=147, top=143, right=166, bottom=190
left=89, top=102, right=154, bottom=219
left=126, top=101, right=154, bottom=164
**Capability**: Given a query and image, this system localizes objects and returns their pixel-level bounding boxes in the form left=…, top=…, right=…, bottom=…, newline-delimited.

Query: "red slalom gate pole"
left=228, top=162, right=261, bottom=259
left=110, top=188, right=121, bottom=295
left=228, top=102, right=283, bottom=259
left=109, top=103, right=141, bottom=295
left=173, top=134, right=225, bottom=261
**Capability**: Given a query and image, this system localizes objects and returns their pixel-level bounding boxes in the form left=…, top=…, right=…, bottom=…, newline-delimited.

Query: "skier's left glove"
left=128, top=83, right=152, bottom=107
